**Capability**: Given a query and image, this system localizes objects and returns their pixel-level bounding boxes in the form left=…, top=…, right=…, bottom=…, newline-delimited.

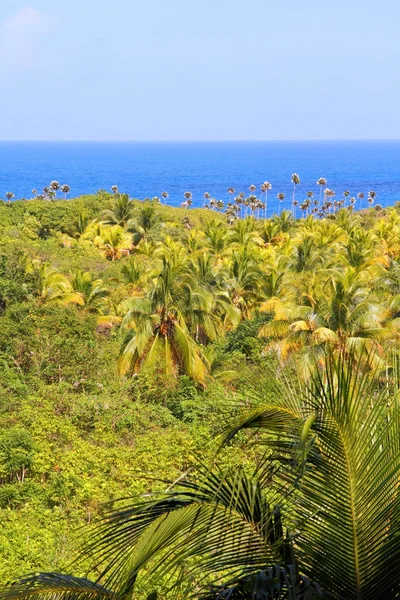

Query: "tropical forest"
left=0, top=189, right=400, bottom=600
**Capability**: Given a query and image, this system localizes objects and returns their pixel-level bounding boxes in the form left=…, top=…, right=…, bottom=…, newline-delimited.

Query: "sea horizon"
left=2, top=140, right=400, bottom=211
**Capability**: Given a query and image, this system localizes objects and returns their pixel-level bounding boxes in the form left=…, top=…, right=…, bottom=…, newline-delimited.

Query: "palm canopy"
left=259, top=267, right=388, bottom=374
left=117, top=258, right=212, bottom=383
left=41, top=268, right=109, bottom=313
left=102, top=195, right=135, bottom=227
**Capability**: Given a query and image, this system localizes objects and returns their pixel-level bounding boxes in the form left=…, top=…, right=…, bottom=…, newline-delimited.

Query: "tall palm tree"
left=291, top=174, right=300, bottom=218
left=277, top=192, right=285, bottom=215
left=316, top=177, right=327, bottom=206
left=368, top=190, right=376, bottom=207
left=61, top=184, right=70, bottom=199
left=184, top=191, right=193, bottom=208
left=227, top=187, right=235, bottom=206
left=31, top=189, right=37, bottom=198
left=49, top=181, right=60, bottom=197
left=358, top=192, right=365, bottom=210
left=161, top=191, right=169, bottom=204
left=5, top=192, right=14, bottom=205
left=261, top=182, right=272, bottom=219
left=111, top=185, right=119, bottom=195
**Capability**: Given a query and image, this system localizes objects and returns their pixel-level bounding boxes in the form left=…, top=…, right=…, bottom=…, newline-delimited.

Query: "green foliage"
left=0, top=194, right=400, bottom=596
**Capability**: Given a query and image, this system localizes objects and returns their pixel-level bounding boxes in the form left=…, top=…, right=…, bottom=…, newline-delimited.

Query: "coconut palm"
left=49, top=181, right=60, bottom=197
left=45, top=269, right=109, bottom=313
left=358, top=192, right=365, bottom=210
left=161, top=191, right=169, bottom=204
left=102, top=194, right=135, bottom=227
left=316, top=177, right=327, bottom=206
left=111, top=185, right=119, bottom=194
left=31, top=189, right=37, bottom=198
left=368, top=190, right=376, bottom=207
left=277, top=192, right=285, bottom=215
left=101, top=226, right=133, bottom=260
left=184, top=191, right=193, bottom=208
left=61, top=184, right=70, bottom=199
left=127, top=203, right=162, bottom=245
left=291, top=174, right=300, bottom=218
left=117, top=258, right=209, bottom=383
left=5, top=192, right=14, bottom=205
left=259, top=266, right=386, bottom=374
left=262, top=181, right=272, bottom=219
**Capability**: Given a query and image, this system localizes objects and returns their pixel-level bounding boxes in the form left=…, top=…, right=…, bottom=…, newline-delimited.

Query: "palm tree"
left=316, top=177, right=327, bottom=206
left=31, top=189, right=37, bottom=198
left=61, top=184, right=70, bottom=199
left=291, top=173, right=300, bottom=218
left=128, top=203, right=161, bottom=244
left=358, top=192, right=365, bottom=210
left=101, top=226, right=133, bottom=260
left=368, top=190, right=377, bottom=207
left=102, top=194, right=135, bottom=227
left=259, top=266, right=386, bottom=375
left=227, top=187, right=235, bottom=206
left=5, top=192, right=14, bottom=205
left=161, top=191, right=169, bottom=204
left=111, top=185, right=119, bottom=195
left=277, top=192, right=285, bottom=215
left=117, top=258, right=209, bottom=383
left=261, top=182, right=272, bottom=219
left=45, top=269, right=109, bottom=313
left=49, top=181, right=60, bottom=197
left=184, top=191, right=193, bottom=208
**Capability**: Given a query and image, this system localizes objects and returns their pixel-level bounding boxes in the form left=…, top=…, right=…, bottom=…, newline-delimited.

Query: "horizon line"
left=1, top=138, right=400, bottom=143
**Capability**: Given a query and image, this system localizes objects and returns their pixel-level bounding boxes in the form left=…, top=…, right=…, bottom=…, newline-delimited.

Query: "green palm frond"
left=0, top=574, right=115, bottom=600
left=222, top=353, right=400, bottom=599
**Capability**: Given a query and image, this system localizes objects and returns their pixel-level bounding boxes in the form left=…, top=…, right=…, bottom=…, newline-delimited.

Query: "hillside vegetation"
left=0, top=193, right=400, bottom=598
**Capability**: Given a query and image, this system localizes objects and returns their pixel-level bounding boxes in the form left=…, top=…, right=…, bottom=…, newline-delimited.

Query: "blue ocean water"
left=1, top=141, right=400, bottom=213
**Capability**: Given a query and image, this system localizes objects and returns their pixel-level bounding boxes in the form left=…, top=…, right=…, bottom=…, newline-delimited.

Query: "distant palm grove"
left=0, top=188, right=399, bottom=599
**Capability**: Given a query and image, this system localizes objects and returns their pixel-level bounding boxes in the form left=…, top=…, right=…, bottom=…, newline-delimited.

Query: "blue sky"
left=0, top=0, right=399, bottom=140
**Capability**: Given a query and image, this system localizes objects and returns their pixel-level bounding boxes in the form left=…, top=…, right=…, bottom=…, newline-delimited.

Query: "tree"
left=117, top=258, right=210, bottom=383
left=291, top=173, right=300, bottom=218
left=277, top=193, right=285, bottom=215
left=102, top=194, right=135, bottom=227
left=44, top=269, right=109, bottom=313
left=161, top=191, right=168, bottom=204
left=259, top=266, right=386, bottom=376
left=49, top=181, right=60, bottom=197
left=316, top=177, right=326, bottom=206
left=128, top=202, right=161, bottom=244
left=61, top=184, right=70, bottom=199
left=183, top=191, right=193, bottom=208
left=5, top=192, right=14, bottom=205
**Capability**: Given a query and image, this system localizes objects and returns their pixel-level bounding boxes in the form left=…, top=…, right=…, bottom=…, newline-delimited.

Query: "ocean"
left=1, top=141, right=400, bottom=213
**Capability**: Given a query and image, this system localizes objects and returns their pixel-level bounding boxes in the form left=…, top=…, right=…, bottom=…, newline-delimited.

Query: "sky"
left=0, top=0, right=399, bottom=141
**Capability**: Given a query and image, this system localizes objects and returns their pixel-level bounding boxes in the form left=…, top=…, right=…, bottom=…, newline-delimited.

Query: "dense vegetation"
left=0, top=192, right=400, bottom=598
